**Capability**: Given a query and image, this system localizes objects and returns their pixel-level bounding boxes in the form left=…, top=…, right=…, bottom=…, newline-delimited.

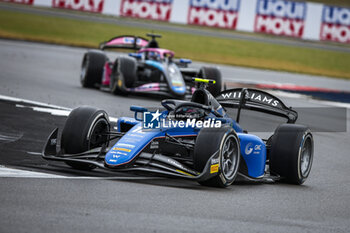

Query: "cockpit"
left=174, top=105, right=208, bottom=121
left=161, top=89, right=225, bottom=121
left=138, top=48, right=175, bottom=63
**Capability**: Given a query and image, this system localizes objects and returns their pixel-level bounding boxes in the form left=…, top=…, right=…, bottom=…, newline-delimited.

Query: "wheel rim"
left=300, top=135, right=313, bottom=177
left=88, top=118, right=109, bottom=150
left=221, top=134, right=239, bottom=180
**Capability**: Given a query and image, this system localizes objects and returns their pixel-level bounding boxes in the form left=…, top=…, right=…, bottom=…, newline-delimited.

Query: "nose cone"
left=167, top=64, right=186, bottom=96
left=105, top=125, right=162, bottom=167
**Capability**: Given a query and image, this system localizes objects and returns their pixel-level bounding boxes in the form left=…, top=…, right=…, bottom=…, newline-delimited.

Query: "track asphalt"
left=0, top=40, right=349, bottom=232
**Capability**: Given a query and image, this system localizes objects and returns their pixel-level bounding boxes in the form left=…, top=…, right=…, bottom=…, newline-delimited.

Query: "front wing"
left=102, top=82, right=194, bottom=98
left=42, top=128, right=220, bottom=181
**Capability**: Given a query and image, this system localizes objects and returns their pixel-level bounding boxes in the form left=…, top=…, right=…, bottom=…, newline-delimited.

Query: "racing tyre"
left=199, top=67, right=222, bottom=97
left=80, top=50, right=107, bottom=88
left=269, top=124, right=314, bottom=184
left=61, top=106, right=110, bottom=170
left=194, top=126, right=240, bottom=187
left=110, top=56, right=137, bottom=94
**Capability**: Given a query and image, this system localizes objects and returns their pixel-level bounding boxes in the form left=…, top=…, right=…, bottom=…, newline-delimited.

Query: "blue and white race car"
left=42, top=79, right=314, bottom=187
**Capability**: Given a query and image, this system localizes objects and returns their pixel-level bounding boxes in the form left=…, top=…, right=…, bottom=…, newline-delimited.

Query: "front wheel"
left=61, top=106, right=110, bottom=170
left=194, top=127, right=240, bottom=187
left=269, top=124, right=314, bottom=184
left=110, top=56, right=137, bottom=95
left=80, top=50, right=107, bottom=88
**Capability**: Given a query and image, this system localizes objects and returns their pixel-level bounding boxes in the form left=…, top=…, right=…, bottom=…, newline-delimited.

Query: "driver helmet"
left=174, top=106, right=206, bottom=120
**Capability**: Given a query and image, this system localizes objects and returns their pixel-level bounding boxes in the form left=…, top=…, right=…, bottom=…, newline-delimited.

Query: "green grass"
left=1, top=9, right=350, bottom=79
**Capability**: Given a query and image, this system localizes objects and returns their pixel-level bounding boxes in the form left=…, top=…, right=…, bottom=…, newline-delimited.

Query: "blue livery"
left=42, top=84, right=314, bottom=187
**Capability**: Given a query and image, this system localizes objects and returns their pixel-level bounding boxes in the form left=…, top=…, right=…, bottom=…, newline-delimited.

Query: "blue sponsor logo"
left=320, top=6, right=350, bottom=42
left=256, top=0, right=306, bottom=20
left=190, top=0, right=240, bottom=11
left=322, top=6, right=350, bottom=25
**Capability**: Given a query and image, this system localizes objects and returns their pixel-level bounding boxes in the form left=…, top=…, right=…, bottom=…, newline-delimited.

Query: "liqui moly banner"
left=120, top=0, right=173, bottom=21
left=1, top=0, right=33, bottom=4
left=187, top=0, right=240, bottom=29
left=52, top=0, right=105, bottom=13
left=254, top=0, right=306, bottom=38
left=320, top=6, right=350, bottom=43
left=3, top=0, right=350, bottom=44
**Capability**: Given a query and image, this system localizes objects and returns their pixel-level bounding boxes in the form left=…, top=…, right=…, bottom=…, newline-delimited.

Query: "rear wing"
left=216, top=88, right=298, bottom=123
left=99, top=35, right=149, bottom=50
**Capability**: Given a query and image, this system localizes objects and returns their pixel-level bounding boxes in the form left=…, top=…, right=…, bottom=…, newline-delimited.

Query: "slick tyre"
left=199, top=67, right=222, bottom=97
left=61, top=106, right=110, bottom=170
left=110, top=56, right=137, bottom=94
left=80, top=50, right=107, bottom=88
left=269, top=124, right=314, bottom=184
left=194, top=126, right=240, bottom=187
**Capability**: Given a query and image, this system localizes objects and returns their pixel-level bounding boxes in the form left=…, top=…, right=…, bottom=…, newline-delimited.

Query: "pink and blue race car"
left=80, top=33, right=222, bottom=98
left=42, top=80, right=314, bottom=187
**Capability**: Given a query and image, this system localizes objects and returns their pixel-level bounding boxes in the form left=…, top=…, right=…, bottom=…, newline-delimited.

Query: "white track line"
left=0, top=94, right=71, bottom=110
left=0, top=166, right=165, bottom=180
left=16, top=104, right=70, bottom=116
left=0, top=133, right=23, bottom=143
left=26, top=151, right=42, bottom=156
left=0, top=166, right=65, bottom=178
left=0, top=94, right=119, bottom=121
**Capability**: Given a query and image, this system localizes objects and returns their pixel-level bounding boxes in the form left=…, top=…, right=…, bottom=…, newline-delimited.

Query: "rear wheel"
left=269, top=124, right=314, bottom=184
left=80, top=50, right=107, bottom=88
left=61, top=106, right=110, bottom=170
left=110, top=56, right=137, bottom=94
left=194, top=127, right=240, bottom=187
left=199, top=67, right=222, bottom=97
